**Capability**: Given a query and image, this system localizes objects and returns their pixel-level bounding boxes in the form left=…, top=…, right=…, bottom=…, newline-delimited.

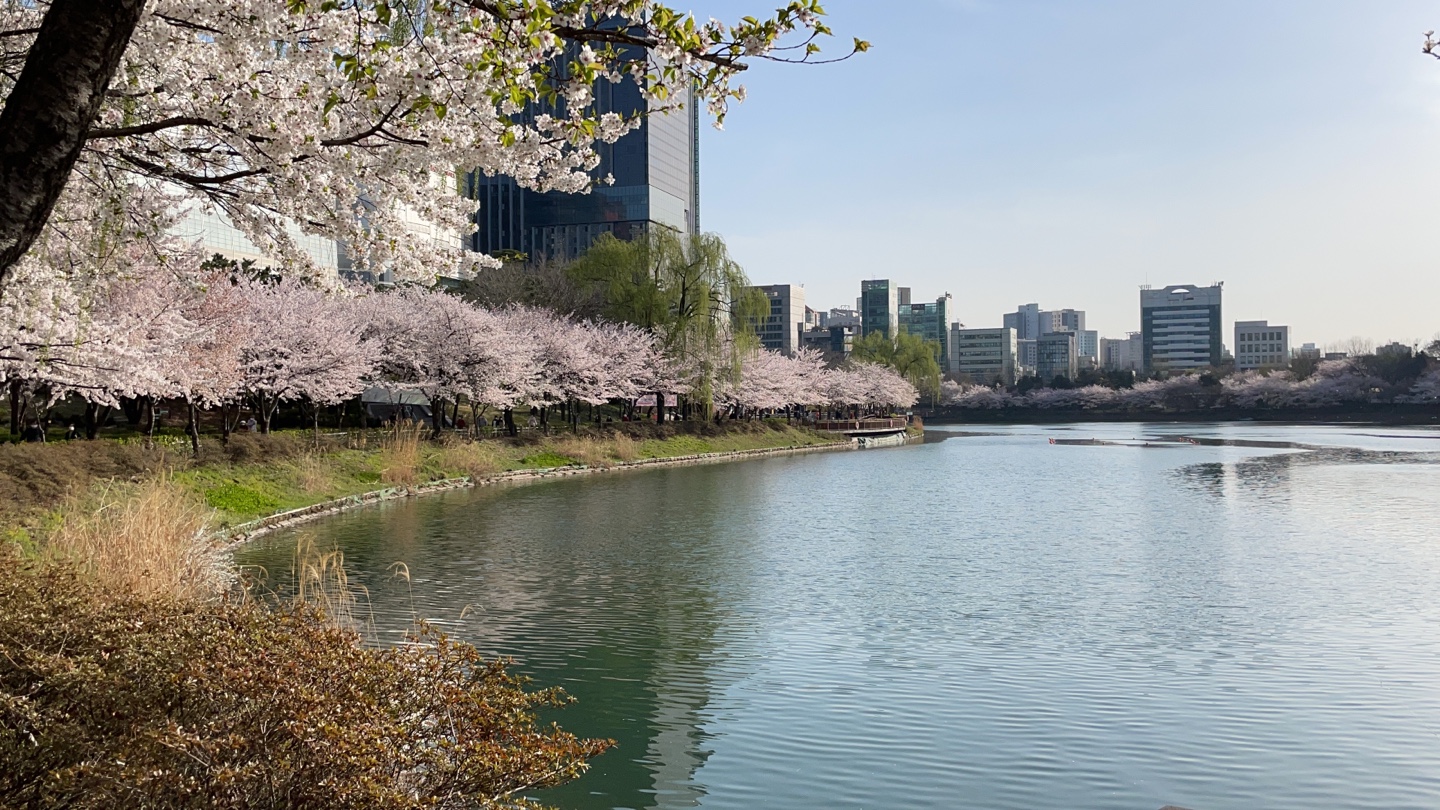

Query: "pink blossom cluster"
left=717, top=348, right=919, bottom=411
left=0, top=268, right=669, bottom=425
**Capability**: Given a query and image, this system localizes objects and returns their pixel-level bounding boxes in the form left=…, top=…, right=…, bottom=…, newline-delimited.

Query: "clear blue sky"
left=694, top=0, right=1440, bottom=349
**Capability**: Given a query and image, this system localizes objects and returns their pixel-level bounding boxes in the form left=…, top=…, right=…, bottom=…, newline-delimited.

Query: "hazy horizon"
left=697, top=0, right=1440, bottom=351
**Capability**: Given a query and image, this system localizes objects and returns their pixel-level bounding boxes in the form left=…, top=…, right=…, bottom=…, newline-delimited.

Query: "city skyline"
left=697, top=0, right=1440, bottom=349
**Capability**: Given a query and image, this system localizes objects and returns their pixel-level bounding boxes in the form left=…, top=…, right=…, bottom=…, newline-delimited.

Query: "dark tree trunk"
left=119, top=396, right=144, bottom=427
left=220, top=403, right=233, bottom=444
left=143, top=396, right=157, bottom=443
left=0, top=0, right=149, bottom=285
left=654, top=391, right=665, bottom=423
left=503, top=408, right=517, bottom=437
left=430, top=396, right=445, bottom=440
left=83, top=401, right=104, bottom=439
left=8, top=380, right=20, bottom=437
left=186, top=399, right=200, bottom=456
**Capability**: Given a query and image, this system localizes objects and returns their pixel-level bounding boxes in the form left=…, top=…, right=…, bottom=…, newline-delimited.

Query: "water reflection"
left=237, top=424, right=1440, bottom=810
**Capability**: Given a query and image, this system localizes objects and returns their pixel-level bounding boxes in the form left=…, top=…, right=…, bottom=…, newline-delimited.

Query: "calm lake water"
left=236, top=423, right=1440, bottom=810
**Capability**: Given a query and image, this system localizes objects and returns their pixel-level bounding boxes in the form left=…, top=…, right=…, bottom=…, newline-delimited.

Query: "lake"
left=235, top=423, right=1440, bottom=810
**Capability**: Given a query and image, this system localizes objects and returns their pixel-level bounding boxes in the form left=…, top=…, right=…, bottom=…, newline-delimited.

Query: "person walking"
left=21, top=420, right=45, bottom=443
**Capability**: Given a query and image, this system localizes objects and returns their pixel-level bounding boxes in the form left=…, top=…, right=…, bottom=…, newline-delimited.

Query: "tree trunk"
left=255, top=393, right=273, bottom=434
left=186, top=399, right=200, bottom=456
left=119, top=395, right=143, bottom=427
left=429, top=397, right=443, bottom=440
left=8, top=380, right=20, bottom=437
left=0, top=0, right=149, bottom=284
left=144, top=396, right=157, bottom=443
left=220, top=403, right=233, bottom=444
left=654, top=391, right=665, bottom=424
left=503, top=408, right=517, bottom=437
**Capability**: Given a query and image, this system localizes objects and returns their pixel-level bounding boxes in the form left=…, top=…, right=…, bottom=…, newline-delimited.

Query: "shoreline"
left=220, top=439, right=862, bottom=548
left=920, top=407, right=1440, bottom=427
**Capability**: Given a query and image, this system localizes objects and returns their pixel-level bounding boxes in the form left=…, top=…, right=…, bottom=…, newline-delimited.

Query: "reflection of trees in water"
left=241, top=465, right=769, bottom=810
left=1176, top=448, right=1440, bottom=502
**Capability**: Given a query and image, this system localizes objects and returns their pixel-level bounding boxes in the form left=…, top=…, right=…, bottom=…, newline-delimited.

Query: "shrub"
left=0, top=556, right=611, bottom=810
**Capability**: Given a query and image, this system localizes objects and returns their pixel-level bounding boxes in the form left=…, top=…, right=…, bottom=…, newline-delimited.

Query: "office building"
left=750, top=284, right=806, bottom=356
left=1141, top=283, right=1223, bottom=371
left=1003, top=304, right=1094, bottom=362
left=1036, top=331, right=1078, bottom=383
left=1017, top=339, right=1037, bottom=378
left=466, top=33, right=699, bottom=262
left=1101, top=333, right=1144, bottom=371
left=899, top=293, right=954, bottom=369
left=1377, top=342, right=1414, bottom=358
left=860, top=280, right=899, bottom=338
left=897, top=287, right=913, bottom=306
left=1004, top=304, right=1054, bottom=340
left=950, top=326, right=1019, bottom=386
left=800, top=325, right=855, bottom=365
left=827, top=307, right=861, bottom=329
left=1234, top=320, right=1291, bottom=370
left=1296, top=343, right=1321, bottom=361
left=174, top=204, right=340, bottom=276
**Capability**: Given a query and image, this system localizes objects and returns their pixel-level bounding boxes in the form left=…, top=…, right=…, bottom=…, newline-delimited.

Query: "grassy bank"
left=2, top=420, right=842, bottom=542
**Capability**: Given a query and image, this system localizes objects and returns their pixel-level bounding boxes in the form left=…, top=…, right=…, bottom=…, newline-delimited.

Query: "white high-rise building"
left=1141, top=283, right=1223, bottom=371
left=950, top=326, right=1019, bottom=386
left=751, top=284, right=806, bottom=356
left=1234, top=320, right=1290, bottom=370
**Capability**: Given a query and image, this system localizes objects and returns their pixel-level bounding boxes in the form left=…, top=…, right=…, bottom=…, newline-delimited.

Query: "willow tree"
left=568, top=230, right=766, bottom=419
left=851, top=330, right=944, bottom=404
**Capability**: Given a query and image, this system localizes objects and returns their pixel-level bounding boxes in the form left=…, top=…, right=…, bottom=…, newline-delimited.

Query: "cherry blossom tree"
left=0, top=1, right=865, bottom=287
left=233, top=277, right=378, bottom=433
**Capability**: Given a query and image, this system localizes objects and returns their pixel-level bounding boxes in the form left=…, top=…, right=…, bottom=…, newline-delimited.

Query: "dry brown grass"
left=42, top=477, right=231, bottom=602
left=551, top=436, right=612, bottom=469
left=434, top=441, right=504, bottom=478
left=290, top=535, right=368, bottom=633
left=379, top=425, right=423, bottom=486
left=292, top=453, right=335, bottom=495
left=610, top=431, right=638, bottom=463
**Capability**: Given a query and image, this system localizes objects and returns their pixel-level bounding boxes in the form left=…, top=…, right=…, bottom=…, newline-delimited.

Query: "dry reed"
left=43, top=477, right=231, bottom=602
left=380, top=424, right=423, bottom=486
left=291, top=534, right=369, bottom=633
left=434, top=440, right=504, bottom=481
left=552, top=436, right=611, bottom=469
left=610, top=431, right=638, bottom=463
left=293, top=453, right=334, bottom=495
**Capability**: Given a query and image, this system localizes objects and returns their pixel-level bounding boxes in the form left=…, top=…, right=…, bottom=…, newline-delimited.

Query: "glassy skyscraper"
left=466, top=39, right=701, bottom=262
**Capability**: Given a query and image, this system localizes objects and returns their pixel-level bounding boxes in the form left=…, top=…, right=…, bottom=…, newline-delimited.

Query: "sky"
left=691, top=0, right=1440, bottom=349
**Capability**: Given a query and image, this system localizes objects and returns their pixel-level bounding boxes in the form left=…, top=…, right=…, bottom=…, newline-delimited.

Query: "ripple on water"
left=236, top=424, right=1440, bottom=810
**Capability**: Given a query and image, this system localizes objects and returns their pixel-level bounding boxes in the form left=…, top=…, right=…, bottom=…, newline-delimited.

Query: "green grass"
left=516, top=451, right=578, bottom=469
left=7, top=424, right=848, bottom=535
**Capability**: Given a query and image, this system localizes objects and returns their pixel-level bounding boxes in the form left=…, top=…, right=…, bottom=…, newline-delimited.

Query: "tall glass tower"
left=466, top=42, right=701, bottom=263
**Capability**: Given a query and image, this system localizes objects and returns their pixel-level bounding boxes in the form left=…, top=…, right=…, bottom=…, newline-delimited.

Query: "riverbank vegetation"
left=940, top=350, right=1440, bottom=415
left=0, top=551, right=609, bottom=810
left=2, top=421, right=844, bottom=540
